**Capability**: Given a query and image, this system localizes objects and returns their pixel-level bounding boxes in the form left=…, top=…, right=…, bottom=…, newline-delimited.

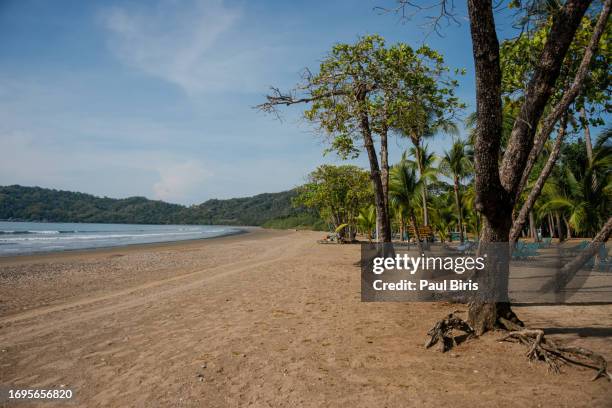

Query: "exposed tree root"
left=499, top=328, right=612, bottom=381
left=426, top=315, right=611, bottom=382
left=424, top=313, right=474, bottom=352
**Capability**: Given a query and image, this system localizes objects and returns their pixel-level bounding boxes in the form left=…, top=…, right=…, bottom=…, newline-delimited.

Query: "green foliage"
left=356, top=205, right=376, bottom=241
left=293, top=165, right=373, bottom=231
left=538, top=130, right=611, bottom=236
left=298, top=35, right=463, bottom=159
left=429, top=192, right=456, bottom=240
left=189, top=191, right=311, bottom=226
left=389, top=159, right=423, bottom=216
left=262, top=213, right=327, bottom=231
left=438, top=139, right=474, bottom=182
left=0, top=185, right=185, bottom=224
left=500, top=14, right=611, bottom=129
left=0, top=185, right=323, bottom=228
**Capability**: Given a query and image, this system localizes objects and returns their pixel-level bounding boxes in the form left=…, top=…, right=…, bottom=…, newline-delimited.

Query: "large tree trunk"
left=467, top=218, right=521, bottom=335
left=467, top=0, right=514, bottom=333
left=357, top=98, right=392, bottom=243
left=467, top=0, right=590, bottom=333
left=453, top=176, right=464, bottom=243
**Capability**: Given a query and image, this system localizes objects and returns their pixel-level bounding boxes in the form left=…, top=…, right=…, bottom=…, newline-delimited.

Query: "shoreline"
left=1, top=229, right=610, bottom=406
left=0, top=226, right=260, bottom=263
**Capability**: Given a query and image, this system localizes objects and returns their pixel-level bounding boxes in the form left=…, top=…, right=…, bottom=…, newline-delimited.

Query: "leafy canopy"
left=297, top=35, right=464, bottom=158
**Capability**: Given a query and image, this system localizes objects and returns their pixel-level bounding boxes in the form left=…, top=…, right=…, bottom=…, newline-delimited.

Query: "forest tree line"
left=0, top=185, right=322, bottom=228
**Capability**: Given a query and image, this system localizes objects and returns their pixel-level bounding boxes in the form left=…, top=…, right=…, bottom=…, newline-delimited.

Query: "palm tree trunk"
left=409, top=211, right=423, bottom=253
left=413, top=140, right=429, bottom=226
left=555, top=212, right=565, bottom=241
left=453, top=175, right=464, bottom=243
left=529, top=210, right=538, bottom=242
left=581, top=107, right=594, bottom=163
left=564, top=215, right=573, bottom=238
left=548, top=213, right=555, bottom=238
left=421, top=183, right=429, bottom=226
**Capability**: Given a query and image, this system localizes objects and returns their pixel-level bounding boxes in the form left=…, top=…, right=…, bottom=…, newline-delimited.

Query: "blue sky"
left=0, top=0, right=522, bottom=204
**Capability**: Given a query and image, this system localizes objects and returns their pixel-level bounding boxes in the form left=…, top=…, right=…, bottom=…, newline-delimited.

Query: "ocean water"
left=0, top=221, right=242, bottom=256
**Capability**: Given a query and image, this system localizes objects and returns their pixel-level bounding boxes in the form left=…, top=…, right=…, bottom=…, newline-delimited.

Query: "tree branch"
left=375, top=1, right=461, bottom=37
left=509, top=114, right=569, bottom=243
left=255, top=87, right=348, bottom=114
left=499, top=0, right=592, bottom=199
left=515, top=0, right=611, bottom=201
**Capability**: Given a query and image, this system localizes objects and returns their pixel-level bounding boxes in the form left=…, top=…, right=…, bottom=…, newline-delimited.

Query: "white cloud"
left=99, top=0, right=281, bottom=94
left=153, top=160, right=212, bottom=202
left=0, top=128, right=215, bottom=204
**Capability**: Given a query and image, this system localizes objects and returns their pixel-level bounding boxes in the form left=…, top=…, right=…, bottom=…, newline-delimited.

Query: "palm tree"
left=429, top=192, right=456, bottom=242
left=389, top=159, right=424, bottom=251
left=461, top=183, right=481, bottom=238
left=538, top=133, right=611, bottom=237
left=356, top=206, right=376, bottom=242
left=393, top=109, right=458, bottom=226
left=405, top=145, right=438, bottom=227
left=439, top=139, right=473, bottom=242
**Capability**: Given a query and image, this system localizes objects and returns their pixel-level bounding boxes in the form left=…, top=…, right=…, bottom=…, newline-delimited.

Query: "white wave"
left=0, top=230, right=227, bottom=242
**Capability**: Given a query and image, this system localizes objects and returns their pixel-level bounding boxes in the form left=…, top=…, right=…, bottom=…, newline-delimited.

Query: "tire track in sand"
left=0, top=234, right=306, bottom=343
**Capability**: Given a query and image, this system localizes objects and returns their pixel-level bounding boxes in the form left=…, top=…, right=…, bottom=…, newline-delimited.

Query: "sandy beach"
left=0, top=229, right=611, bottom=407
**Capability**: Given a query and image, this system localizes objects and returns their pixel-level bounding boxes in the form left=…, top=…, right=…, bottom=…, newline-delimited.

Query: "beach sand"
left=0, top=229, right=610, bottom=407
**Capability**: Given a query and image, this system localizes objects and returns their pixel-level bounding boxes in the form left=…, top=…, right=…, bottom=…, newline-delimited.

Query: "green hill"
left=0, top=185, right=325, bottom=229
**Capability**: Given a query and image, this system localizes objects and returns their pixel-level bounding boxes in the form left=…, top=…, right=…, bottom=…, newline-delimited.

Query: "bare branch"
left=374, top=1, right=461, bottom=37
left=255, top=87, right=344, bottom=116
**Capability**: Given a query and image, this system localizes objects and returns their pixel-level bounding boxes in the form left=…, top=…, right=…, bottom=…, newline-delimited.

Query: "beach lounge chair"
left=567, top=240, right=589, bottom=256
left=457, top=240, right=477, bottom=255
left=541, top=237, right=552, bottom=248
left=597, top=244, right=611, bottom=272
left=512, top=242, right=539, bottom=260
left=512, top=243, right=527, bottom=260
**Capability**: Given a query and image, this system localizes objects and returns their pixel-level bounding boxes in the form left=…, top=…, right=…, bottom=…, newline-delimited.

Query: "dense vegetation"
left=0, top=185, right=324, bottom=229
